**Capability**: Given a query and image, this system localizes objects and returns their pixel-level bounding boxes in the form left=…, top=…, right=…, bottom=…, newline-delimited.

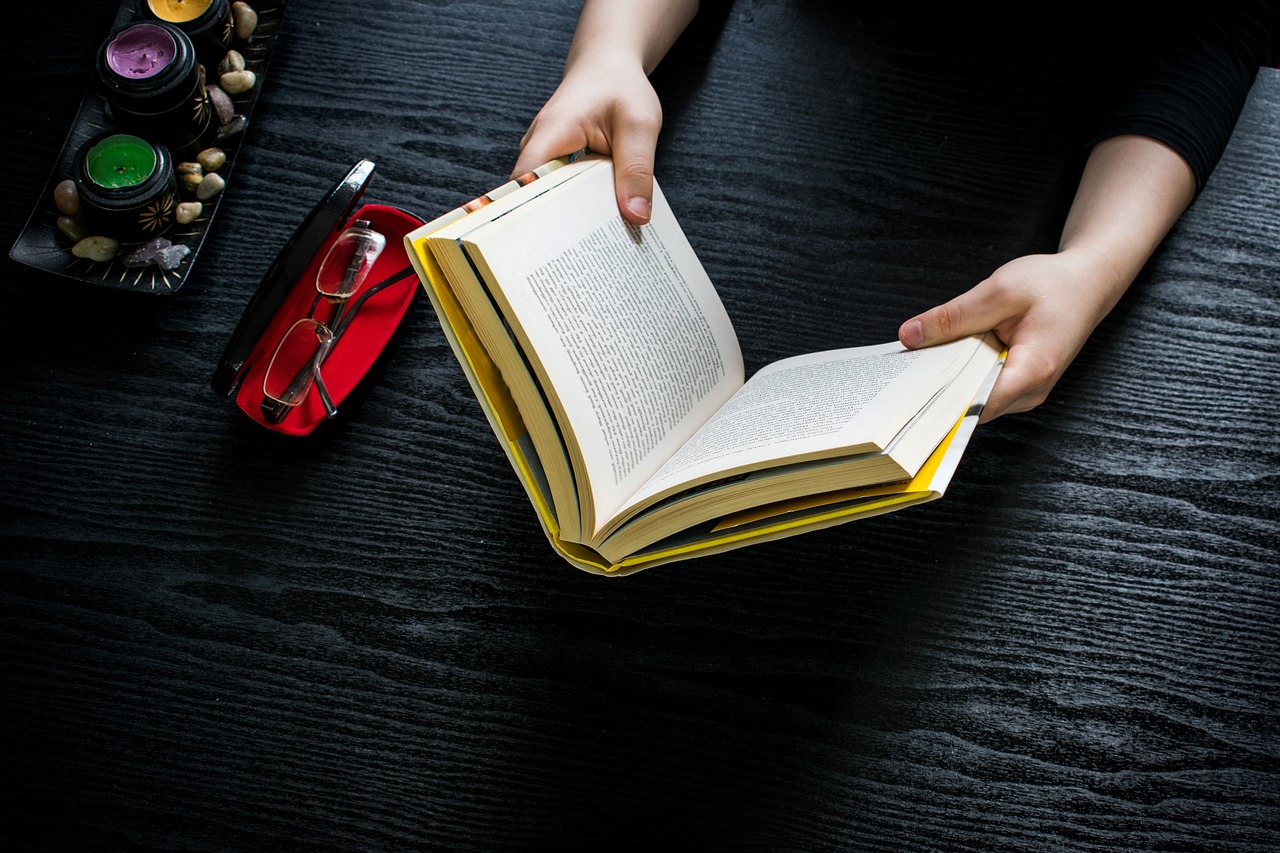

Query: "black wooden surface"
left=3, top=2, right=1278, bottom=850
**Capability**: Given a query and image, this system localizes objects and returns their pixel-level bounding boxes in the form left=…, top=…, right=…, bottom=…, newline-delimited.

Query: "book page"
left=464, top=160, right=744, bottom=531
left=625, top=338, right=983, bottom=508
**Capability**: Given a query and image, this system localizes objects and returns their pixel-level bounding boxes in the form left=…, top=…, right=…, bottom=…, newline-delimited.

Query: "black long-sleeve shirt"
left=1086, top=2, right=1278, bottom=192
left=788, top=1, right=1279, bottom=193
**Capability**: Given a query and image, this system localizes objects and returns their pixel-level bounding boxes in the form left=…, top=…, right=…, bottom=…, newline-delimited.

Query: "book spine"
left=459, top=155, right=575, bottom=214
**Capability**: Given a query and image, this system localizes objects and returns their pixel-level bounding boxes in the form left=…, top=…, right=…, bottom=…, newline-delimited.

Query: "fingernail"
left=626, top=196, right=651, bottom=221
left=901, top=319, right=924, bottom=348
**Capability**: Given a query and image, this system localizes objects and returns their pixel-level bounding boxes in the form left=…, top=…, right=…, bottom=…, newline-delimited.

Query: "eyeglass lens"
left=316, top=222, right=387, bottom=299
left=263, top=318, right=335, bottom=407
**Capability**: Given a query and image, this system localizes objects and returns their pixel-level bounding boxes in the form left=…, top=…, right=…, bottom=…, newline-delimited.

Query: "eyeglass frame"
left=259, top=261, right=417, bottom=424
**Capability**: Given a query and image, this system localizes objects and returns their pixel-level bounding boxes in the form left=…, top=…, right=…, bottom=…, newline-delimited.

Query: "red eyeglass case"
left=212, top=160, right=425, bottom=436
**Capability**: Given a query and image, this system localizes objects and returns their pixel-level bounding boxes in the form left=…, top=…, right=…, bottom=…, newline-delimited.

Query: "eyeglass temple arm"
left=329, top=265, right=416, bottom=338
left=312, top=344, right=338, bottom=418
left=313, top=265, right=414, bottom=418
left=259, top=265, right=416, bottom=425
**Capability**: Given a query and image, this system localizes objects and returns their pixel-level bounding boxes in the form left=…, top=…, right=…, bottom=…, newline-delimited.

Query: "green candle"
left=85, top=134, right=157, bottom=189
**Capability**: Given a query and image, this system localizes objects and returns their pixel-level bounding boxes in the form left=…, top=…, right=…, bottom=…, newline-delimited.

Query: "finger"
left=607, top=107, right=661, bottom=225
left=976, top=345, right=1056, bottom=423
left=512, top=117, right=588, bottom=180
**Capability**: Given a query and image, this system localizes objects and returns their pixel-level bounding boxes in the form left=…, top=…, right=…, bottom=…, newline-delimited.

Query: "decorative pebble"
left=217, top=49, right=245, bottom=76
left=196, top=172, right=226, bottom=200
left=196, top=147, right=226, bottom=172
left=54, top=179, right=80, bottom=216
left=207, top=84, right=235, bottom=125
left=220, top=69, right=256, bottom=95
left=56, top=215, right=88, bottom=243
left=123, top=236, right=190, bottom=271
left=175, top=201, right=203, bottom=224
left=158, top=244, right=191, bottom=271
left=215, top=114, right=249, bottom=142
left=177, top=161, right=204, bottom=190
left=71, top=235, right=119, bottom=262
left=232, top=1, right=258, bottom=39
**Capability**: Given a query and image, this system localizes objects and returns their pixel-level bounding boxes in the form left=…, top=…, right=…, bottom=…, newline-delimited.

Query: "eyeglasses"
left=260, top=221, right=413, bottom=424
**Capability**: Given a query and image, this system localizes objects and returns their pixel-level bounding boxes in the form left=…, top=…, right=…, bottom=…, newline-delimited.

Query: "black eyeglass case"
left=212, top=159, right=425, bottom=436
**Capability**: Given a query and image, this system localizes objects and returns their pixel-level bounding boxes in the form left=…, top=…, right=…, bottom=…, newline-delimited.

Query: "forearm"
left=565, top=0, right=701, bottom=75
left=1057, top=134, right=1197, bottom=320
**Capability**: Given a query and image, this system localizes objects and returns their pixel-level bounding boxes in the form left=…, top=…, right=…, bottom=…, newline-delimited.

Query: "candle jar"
left=95, top=20, right=214, bottom=160
left=139, top=0, right=234, bottom=70
left=73, top=131, right=178, bottom=244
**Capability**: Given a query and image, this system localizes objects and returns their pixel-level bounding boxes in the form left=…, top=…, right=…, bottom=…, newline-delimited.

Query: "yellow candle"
left=146, top=0, right=212, bottom=23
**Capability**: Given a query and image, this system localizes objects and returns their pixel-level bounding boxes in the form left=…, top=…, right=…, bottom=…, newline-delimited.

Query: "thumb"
left=608, top=111, right=661, bottom=225
left=899, top=282, right=1013, bottom=349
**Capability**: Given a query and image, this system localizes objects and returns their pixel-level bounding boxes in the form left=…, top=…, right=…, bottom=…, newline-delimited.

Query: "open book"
left=405, top=155, right=1004, bottom=575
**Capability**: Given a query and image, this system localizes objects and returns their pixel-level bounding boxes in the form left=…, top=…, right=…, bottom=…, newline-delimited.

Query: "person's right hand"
left=512, top=57, right=663, bottom=225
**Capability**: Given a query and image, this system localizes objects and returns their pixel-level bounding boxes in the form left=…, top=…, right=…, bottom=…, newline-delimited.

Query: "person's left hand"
left=898, top=249, right=1125, bottom=422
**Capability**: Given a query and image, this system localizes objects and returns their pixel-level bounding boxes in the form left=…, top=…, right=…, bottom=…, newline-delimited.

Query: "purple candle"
left=105, top=23, right=177, bottom=79
left=95, top=20, right=211, bottom=158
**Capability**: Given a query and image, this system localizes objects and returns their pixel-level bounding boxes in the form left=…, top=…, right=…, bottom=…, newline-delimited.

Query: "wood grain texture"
left=2, top=1, right=1277, bottom=850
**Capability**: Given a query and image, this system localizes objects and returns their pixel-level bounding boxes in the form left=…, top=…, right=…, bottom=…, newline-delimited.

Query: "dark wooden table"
left=3, top=2, right=1277, bottom=850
